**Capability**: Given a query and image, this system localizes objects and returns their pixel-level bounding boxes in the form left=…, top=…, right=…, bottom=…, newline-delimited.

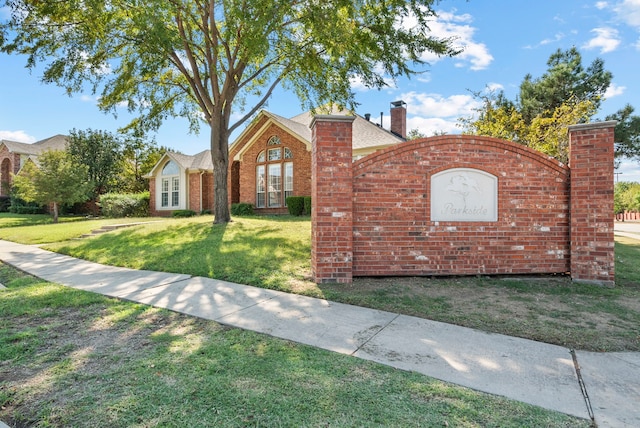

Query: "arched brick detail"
left=351, top=135, right=570, bottom=278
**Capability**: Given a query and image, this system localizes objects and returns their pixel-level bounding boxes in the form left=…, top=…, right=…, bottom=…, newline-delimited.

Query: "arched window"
left=160, top=160, right=180, bottom=208
left=268, top=135, right=281, bottom=145
left=256, top=137, right=293, bottom=208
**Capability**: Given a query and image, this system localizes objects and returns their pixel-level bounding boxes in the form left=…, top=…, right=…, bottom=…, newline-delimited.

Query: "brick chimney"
left=390, top=100, right=407, bottom=139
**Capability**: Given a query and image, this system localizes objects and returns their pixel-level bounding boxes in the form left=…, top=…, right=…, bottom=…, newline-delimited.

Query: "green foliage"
left=0, top=196, right=10, bottom=212
left=67, top=129, right=123, bottom=199
left=286, top=196, right=305, bottom=216
left=614, top=181, right=640, bottom=213
left=518, top=47, right=611, bottom=123
left=230, top=203, right=254, bottom=216
left=172, top=209, right=197, bottom=218
left=407, top=128, right=428, bottom=140
left=303, top=196, right=312, bottom=215
left=7, top=191, right=44, bottom=214
left=607, top=104, right=640, bottom=161
left=1, top=0, right=461, bottom=224
left=119, top=137, right=168, bottom=193
left=99, top=192, right=150, bottom=218
left=11, top=151, right=92, bottom=223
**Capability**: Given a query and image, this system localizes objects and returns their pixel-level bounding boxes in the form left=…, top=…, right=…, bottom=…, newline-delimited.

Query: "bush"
left=303, top=196, right=312, bottom=215
left=8, top=191, right=44, bottom=214
left=172, top=209, right=197, bottom=218
left=231, top=203, right=254, bottom=216
left=0, top=196, right=10, bottom=213
left=286, top=196, right=305, bottom=216
left=100, top=192, right=150, bottom=218
left=201, top=209, right=212, bottom=215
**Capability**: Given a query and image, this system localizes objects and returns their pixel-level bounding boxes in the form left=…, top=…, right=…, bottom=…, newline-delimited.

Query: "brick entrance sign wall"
left=311, top=118, right=616, bottom=286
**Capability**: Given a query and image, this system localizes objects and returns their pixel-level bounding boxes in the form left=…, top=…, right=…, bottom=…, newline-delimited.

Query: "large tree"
left=67, top=128, right=123, bottom=200
left=12, top=150, right=91, bottom=223
left=1, top=0, right=460, bottom=224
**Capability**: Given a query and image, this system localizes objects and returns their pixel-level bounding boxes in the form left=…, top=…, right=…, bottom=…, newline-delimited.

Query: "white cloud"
left=407, top=116, right=460, bottom=136
left=539, top=33, right=566, bottom=46
left=636, top=36, right=640, bottom=49
left=614, top=0, right=640, bottom=28
left=402, top=91, right=481, bottom=118
left=616, top=159, right=640, bottom=182
left=486, top=82, right=504, bottom=92
left=583, top=27, right=621, bottom=53
left=604, top=83, right=626, bottom=98
left=401, top=10, right=493, bottom=71
left=0, top=130, right=37, bottom=143
left=596, top=1, right=610, bottom=10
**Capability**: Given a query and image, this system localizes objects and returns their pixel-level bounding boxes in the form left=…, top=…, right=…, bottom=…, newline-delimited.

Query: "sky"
left=1, top=0, right=640, bottom=181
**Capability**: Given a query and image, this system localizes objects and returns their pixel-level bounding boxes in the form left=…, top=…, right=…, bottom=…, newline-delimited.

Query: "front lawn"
left=0, top=264, right=590, bottom=427
left=0, top=213, right=167, bottom=244
left=2, top=214, right=639, bottom=351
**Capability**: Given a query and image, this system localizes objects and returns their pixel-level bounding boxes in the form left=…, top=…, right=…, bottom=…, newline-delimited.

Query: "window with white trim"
left=256, top=136, right=293, bottom=208
left=160, top=160, right=180, bottom=208
left=256, top=165, right=266, bottom=208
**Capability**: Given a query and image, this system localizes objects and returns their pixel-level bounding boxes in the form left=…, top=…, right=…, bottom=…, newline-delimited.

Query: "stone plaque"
left=431, top=168, right=497, bottom=222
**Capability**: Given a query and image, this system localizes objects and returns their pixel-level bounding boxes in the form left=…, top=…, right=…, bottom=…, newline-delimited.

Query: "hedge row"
left=100, top=192, right=150, bottom=218
left=286, top=196, right=311, bottom=216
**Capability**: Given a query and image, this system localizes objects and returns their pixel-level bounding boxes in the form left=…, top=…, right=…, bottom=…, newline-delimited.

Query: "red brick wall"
left=352, top=136, right=570, bottom=277
left=229, top=120, right=312, bottom=213
left=311, top=115, right=355, bottom=283
left=0, top=146, right=21, bottom=196
left=311, top=117, right=616, bottom=285
left=188, top=173, right=201, bottom=213
left=569, top=122, right=616, bottom=285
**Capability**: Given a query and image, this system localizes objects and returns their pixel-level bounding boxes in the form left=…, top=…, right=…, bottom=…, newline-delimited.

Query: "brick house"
left=146, top=150, right=215, bottom=216
left=0, top=135, right=68, bottom=196
left=148, top=102, right=407, bottom=215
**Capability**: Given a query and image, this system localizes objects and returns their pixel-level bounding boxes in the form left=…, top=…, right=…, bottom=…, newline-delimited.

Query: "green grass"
left=0, top=214, right=167, bottom=244
left=3, top=215, right=640, bottom=352
left=0, top=213, right=88, bottom=228
left=0, top=265, right=589, bottom=427
left=45, top=215, right=312, bottom=292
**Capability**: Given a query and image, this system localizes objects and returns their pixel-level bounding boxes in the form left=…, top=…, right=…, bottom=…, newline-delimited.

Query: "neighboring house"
left=147, top=101, right=407, bottom=216
left=0, top=135, right=68, bottom=196
left=146, top=150, right=215, bottom=216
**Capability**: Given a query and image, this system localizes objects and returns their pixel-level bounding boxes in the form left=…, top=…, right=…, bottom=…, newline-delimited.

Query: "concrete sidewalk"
left=1, top=239, right=638, bottom=427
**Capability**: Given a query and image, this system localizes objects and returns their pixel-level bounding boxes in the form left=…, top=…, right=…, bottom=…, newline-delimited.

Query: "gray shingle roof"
left=1, top=134, right=68, bottom=155
left=169, top=150, right=213, bottom=171
left=283, top=106, right=403, bottom=151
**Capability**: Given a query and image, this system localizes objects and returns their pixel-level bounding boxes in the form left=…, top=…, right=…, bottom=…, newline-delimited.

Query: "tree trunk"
left=210, top=121, right=231, bottom=224
left=52, top=202, right=59, bottom=224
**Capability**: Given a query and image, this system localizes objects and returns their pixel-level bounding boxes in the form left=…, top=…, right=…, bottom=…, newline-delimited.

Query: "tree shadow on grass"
left=52, top=218, right=313, bottom=293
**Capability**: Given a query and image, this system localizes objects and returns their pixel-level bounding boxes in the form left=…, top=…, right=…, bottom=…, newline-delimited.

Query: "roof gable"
left=230, top=106, right=404, bottom=162
left=146, top=150, right=213, bottom=178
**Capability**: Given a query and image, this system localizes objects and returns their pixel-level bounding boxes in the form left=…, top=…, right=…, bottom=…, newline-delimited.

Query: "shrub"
left=201, top=209, right=212, bottom=215
left=303, top=196, right=312, bottom=215
left=8, top=191, right=44, bottom=214
left=172, top=209, right=197, bottom=218
left=0, top=196, right=10, bottom=213
left=100, top=192, right=150, bottom=218
left=231, top=203, right=254, bottom=216
left=286, top=196, right=305, bottom=216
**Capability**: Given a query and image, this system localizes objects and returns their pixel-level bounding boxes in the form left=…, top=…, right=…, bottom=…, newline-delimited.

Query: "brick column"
left=569, top=121, right=616, bottom=286
left=311, top=115, right=355, bottom=283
